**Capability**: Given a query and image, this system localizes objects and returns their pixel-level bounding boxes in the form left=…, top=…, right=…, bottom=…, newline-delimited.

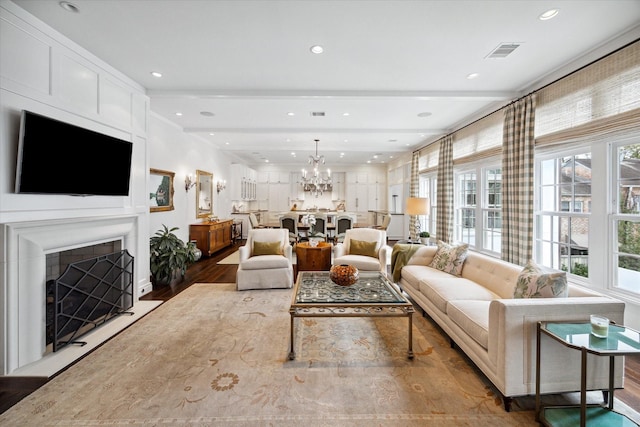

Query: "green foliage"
left=150, top=225, right=197, bottom=284
left=419, top=231, right=430, bottom=238
left=561, top=262, right=589, bottom=278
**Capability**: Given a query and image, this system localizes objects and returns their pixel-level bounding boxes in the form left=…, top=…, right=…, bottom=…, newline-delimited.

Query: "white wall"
left=0, top=1, right=150, bottom=291
left=148, top=113, right=235, bottom=244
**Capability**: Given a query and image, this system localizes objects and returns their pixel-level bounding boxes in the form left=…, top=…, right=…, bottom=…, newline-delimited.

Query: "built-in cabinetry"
left=331, top=172, right=345, bottom=201
left=345, top=171, right=386, bottom=213
left=230, top=164, right=257, bottom=201
left=189, top=220, right=233, bottom=256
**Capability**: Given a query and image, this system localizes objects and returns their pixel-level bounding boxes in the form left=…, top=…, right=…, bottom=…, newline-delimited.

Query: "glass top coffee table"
left=288, top=271, right=415, bottom=360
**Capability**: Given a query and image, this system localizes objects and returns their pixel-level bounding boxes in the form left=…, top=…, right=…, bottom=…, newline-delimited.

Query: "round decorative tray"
left=329, top=264, right=359, bottom=286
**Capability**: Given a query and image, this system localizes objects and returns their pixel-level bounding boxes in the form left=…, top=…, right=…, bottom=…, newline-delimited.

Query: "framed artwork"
left=149, top=168, right=175, bottom=212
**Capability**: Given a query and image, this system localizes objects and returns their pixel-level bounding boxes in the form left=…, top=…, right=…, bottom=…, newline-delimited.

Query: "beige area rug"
left=1, top=283, right=634, bottom=426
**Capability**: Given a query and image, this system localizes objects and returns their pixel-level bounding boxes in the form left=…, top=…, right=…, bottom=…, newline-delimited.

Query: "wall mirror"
left=196, top=170, right=213, bottom=218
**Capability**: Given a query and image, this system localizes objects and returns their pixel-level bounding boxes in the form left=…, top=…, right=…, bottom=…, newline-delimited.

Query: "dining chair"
left=280, top=213, right=300, bottom=245
left=334, top=214, right=353, bottom=243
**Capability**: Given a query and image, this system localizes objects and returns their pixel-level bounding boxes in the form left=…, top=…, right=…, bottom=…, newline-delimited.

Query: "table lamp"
left=405, top=197, right=430, bottom=242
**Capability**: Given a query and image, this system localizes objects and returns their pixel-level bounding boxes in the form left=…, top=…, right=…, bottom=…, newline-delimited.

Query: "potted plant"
left=150, top=225, right=197, bottom=287
left=419, top=231, right=430, bottom=245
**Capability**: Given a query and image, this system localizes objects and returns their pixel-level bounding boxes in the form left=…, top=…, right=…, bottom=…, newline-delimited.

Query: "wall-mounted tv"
left=15, top=110, right=133, bottom=196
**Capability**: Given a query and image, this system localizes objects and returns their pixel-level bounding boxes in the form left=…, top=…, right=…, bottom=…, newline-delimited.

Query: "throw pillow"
left=253, top=241, right=283, bottom=256
left=349, top=239, right=378, bottom=257
left=428, top=240, right=469, bottom=276
left=513, top=260, right=568, bottom=298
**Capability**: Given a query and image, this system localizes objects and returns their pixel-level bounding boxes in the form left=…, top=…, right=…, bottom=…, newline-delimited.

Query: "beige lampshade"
left=406, top=197, right=430, bottom=215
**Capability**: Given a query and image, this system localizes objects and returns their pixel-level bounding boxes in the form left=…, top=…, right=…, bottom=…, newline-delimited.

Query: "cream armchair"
left=333, top=228, right=391, bottom=273
left=236, top=229, right=294, bottom=290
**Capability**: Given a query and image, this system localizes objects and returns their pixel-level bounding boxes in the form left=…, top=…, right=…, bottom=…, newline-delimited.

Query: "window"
left=453, top=164, right=502, bottom=254
left=483, top=168, right=502, bottom=253
left=455, top=171, right=476, bottom=246
left=536, top=152, right=591, bottom=278
left=612, top=142, right=640, bottom=294
left=419, top=174, right=437, bottom=236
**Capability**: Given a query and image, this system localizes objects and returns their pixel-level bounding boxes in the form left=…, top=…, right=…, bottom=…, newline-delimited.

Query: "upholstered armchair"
left=333, top=228, right=391, bottom=273
left=236, top=229, right=294, bottom=290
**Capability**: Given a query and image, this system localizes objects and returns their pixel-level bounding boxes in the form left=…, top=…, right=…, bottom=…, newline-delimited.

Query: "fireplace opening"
left=45, top=241, right=134, bottom=352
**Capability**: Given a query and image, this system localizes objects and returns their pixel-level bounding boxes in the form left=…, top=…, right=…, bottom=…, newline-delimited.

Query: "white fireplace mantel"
left=0, top=215, right=150, bottom=376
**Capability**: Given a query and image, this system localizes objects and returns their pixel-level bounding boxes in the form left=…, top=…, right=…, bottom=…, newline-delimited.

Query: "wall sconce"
left=217, top=179, right=227, bottom=193
left=185, top=174, right=196, bottom=192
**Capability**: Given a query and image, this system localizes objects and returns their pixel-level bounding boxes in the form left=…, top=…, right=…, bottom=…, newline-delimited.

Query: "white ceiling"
left=11, top=0, right=640, bottom=167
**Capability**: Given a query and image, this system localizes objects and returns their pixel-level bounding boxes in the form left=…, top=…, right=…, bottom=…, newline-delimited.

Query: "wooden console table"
left=295, top=241, right=332, bottom=271
left=189, top=220, right=233, bottom=256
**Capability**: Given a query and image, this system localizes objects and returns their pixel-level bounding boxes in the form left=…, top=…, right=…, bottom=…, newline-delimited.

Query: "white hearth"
left=0, top=215, right=159, bottom=376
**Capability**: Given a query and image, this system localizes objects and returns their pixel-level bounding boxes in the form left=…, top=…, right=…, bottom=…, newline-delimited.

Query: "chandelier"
left=301, top=139, right=332, bottom=198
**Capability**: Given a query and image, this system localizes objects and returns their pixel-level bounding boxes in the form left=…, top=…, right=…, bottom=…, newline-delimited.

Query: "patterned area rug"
left=0, top=283, right=616, bottom=426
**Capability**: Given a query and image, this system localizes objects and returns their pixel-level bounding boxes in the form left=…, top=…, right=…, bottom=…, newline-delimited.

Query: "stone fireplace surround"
left=1, top=215, right=160, bottom=377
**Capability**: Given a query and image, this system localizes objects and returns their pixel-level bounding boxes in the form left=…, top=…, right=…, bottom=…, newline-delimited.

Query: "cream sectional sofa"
left=397, top=245, right=626, bottom=410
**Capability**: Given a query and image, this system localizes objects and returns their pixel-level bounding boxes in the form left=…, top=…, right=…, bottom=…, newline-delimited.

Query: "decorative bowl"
left=330, top=264, right=359, bottom=286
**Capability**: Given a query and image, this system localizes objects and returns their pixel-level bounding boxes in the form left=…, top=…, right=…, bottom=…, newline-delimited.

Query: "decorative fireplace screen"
left=50, top=250, right=134, bottom=352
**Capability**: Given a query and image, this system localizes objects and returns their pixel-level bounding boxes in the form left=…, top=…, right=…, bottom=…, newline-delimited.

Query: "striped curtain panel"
left=409, top=151, right=420, bottom=239
left=436, top=136, right=453, bottom=243
left=501, top=94, right=536, bottom=266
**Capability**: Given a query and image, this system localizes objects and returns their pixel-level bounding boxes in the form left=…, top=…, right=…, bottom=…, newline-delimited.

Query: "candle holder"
left=590, top=314, right=609, bottom=338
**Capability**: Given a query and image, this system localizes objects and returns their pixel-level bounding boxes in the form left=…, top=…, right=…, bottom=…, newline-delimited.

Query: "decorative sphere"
left=330, top=264, right=359, bottom=286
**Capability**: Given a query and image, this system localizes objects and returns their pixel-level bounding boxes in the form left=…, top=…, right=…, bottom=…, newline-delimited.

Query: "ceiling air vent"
left=486, top=43, right=521, bottom=59
left=311, top=112, right=325, bottom=117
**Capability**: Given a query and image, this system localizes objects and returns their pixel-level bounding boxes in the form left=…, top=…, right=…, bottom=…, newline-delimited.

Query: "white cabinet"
left=387, top=214, right=405, bottom=240
left=290, top=172, right=305, bottom=201
left=268, top=171, right=289, bottom=184
left=268, top=183, right=290, bottom=212
left=231, top=164, right=257, bottom=201
left=331, top=172, right=345, bottom=201
left=346, top=182, right=369, bottom=213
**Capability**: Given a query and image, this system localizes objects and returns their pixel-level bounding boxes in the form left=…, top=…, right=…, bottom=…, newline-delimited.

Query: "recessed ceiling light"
left=209, top=133, right=215, bottom=136
left=175, top=112, right=183, bottom=116
left=291, top=152, right=296, bottom=156
left=59, top=1, right=79, bottom=13
left=225, top=142, right=230, bottom=145
left=466, top=73, right=480, bottom=79
left=265, top=159, right=269, bottom=163
left=539, top=8, right=560, bottom=20
left=310, top=45, right=324, bottom=54
left=342, top=112, right=350, bottom=116
left=366, top=160, right=371, bottom=164
left=417, top=112, right=432, bottom=118
left=200, top=111, right=215, bottom=117
left=150, top=71, right=162, bottom=78
left=287, top=112, right=295, bottom=116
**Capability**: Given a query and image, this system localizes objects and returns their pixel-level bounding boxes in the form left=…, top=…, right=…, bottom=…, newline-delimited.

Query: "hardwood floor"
left=1, top=241, right=639, bottom=414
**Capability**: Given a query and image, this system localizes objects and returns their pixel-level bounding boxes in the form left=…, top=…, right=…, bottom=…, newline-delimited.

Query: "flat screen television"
left=15, top=110, right=133, bottom=196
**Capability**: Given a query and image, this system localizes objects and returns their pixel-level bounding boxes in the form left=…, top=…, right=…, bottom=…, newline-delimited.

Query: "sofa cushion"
left=429, top=241, right=469, bottom=276
left=447, top=300, right=490, bottom=350
left=253, top=241, right=283, bottom=256
left=419, top=277, right=500, bottom=313
left=332, top=254, right=381, bottom=271
left=241, top=255, right=290, bottom=270
left=400, top=265, right=453, bottom=289
left=513, top=260, right=568, bottom=298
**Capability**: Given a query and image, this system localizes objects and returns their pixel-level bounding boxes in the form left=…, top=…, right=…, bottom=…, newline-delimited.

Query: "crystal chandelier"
left=301, top=139, right=332, bottom=198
